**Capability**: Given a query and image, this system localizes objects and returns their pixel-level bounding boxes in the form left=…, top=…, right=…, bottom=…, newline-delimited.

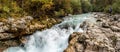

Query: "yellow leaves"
left=31, top=0, right=39, bottom=2
left=0, top=0, right=25, bottom=18
left=31, top=0, right=53, bottom=4
left=34, top=0, right=54, bottom=10
left=0, top=4, right=2, bottom=9
left=54, top=9, right=65, bottom=17
left=40, top=0, right=53, bottom=3
left=3, top=6, right=10, bottom=12
left=10, top=1, right=22, bottom=13
left=41, top=2, right=53, bottom=10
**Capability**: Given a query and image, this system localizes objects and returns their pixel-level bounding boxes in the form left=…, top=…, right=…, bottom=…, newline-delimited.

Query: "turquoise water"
left=4, top=13, right=94, bottom=52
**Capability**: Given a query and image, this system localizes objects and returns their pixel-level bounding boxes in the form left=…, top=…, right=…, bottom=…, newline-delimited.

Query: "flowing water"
left=4, top=13, right=95, bottom=52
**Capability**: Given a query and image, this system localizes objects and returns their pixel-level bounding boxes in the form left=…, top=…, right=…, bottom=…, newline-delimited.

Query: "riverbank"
left=64, top=12, right=120, bottom=52
left=0, top=12, right=120, bottom=52
left=0, top=16, right=62, bottom=51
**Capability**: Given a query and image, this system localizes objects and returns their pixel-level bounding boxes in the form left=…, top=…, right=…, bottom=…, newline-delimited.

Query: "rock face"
left=0, top=16, right=46, bottom=51
left=64, top=32, right=87, bottom=52
left=65, top=13, right=120, bottom=52
left=0, top=16, right=46, bottom=40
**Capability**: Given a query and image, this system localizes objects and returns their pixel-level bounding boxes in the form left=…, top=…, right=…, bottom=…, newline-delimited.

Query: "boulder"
left=110, top=26, right=120, bottom=32
left=65, top=13, right=120, bottom=52
left=0, top=16, right=45, bottom=51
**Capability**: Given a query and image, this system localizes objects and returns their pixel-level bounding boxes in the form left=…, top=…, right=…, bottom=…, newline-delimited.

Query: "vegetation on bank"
left=0, top=0, right=120, bottom=19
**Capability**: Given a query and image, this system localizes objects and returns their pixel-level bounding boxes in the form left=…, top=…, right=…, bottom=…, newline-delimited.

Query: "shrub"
left=0, top=0, right=119, bottom=18
left=0, top=0, right=25, bottom=18
left=70, top=0, right=82, bottom=14
left=81, top=0, right=92, bottom=13
left=111, top=0, right=120, bottom=13
left=22, top=0, right=54, bottom=18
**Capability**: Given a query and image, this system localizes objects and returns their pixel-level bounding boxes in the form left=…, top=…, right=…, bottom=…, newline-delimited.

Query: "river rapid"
left=4, top=13, right=95, bottom=52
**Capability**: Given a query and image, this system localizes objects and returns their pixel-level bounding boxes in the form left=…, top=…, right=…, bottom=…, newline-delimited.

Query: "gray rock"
left=110, top=26, right=120, bottom=32
left=65, top=13, right=120, bottom=52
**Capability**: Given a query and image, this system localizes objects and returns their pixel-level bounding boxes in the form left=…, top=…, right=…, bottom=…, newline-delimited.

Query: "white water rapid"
left=4, top=13, right=95, bottom=52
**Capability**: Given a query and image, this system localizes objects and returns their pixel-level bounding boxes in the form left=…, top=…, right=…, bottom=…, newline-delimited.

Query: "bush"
left=111, top=0, right=120, bottom=13
left=22, top=0, right=54, bottom=18
left=0, top=0, right=24, bottom=18
left=81, top=0, right=92, bottom=13
left=53, top=0, right=73, bottom=16
left=70, top=0, right=82, bottom=14
left=0, top=0, right=119, bottom=18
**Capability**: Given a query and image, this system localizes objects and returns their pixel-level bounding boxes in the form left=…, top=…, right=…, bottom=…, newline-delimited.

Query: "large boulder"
left=0, top=16, right=45, bottom=51
left=0, top=16, right=45, bottom=40
left=64, top=32, right=85, bottom=52
left=65, top=13, right=120, bottom=52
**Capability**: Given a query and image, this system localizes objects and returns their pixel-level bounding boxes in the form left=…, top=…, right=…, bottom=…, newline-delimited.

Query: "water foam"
left=4, top=13, right=94, bottom=52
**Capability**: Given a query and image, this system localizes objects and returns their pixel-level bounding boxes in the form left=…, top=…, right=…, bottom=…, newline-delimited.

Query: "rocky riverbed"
left=0, top=13, right=120, bottom=52
left=64, top=13, right=120, bottom=52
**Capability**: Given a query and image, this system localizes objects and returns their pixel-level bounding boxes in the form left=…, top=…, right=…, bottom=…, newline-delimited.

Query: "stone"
left=117, top=23, right=120, bottom=28
left=110, top=26, right=120, bottom=32
left=102, top=23, right=110, bottom=28
left=64, top=32, right=84, bottom=52
left=0, top=16, right=46, bottom=51
left=65, top=13, right=120, bottom=52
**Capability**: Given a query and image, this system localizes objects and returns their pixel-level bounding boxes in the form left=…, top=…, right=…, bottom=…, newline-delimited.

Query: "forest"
left=0, top=0, right=120, bottom=19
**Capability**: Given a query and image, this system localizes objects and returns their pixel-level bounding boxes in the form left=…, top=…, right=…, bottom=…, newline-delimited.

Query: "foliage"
left=111, top=0, right=120, bottom=13
left=0, top=0, right=25, bottom=18
left=0, top=0, right=120, bottom=18
left=89, top=0, right=120, bottom=13
left=81, top=0, right=92, bottom=13
left=70, top=0, right=82, bottom=14
left=22, top=0, right=54, bottom=18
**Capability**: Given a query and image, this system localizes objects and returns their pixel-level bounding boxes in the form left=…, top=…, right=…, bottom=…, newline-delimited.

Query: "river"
left=4, top=13, right=95, bottom=52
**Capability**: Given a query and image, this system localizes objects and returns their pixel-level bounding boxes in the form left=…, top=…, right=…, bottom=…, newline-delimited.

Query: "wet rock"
left=96, top=18, right=102, bottom=22
left=64, top=45, right=76, bottom=52
left=0, top=39, right=20, bottom=52
left=64, top=32, right=84, bottom=52
left=110, top=26, right=120, bottom=32
left=102, top=23, right=110, bottom=28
